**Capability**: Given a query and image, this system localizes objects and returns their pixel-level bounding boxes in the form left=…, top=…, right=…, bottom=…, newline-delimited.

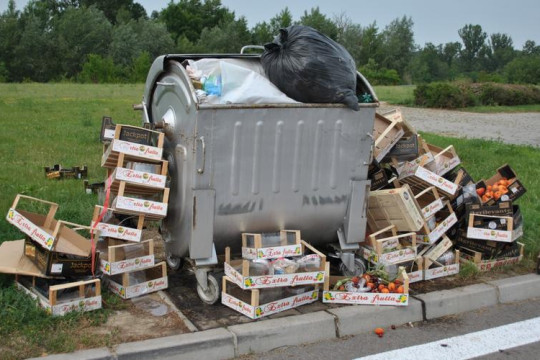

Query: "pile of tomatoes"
left=476, top=178, right=511, bottom=203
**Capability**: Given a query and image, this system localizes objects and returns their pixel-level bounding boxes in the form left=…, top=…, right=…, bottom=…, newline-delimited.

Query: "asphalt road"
left=235, top=297, right=540, bottom=360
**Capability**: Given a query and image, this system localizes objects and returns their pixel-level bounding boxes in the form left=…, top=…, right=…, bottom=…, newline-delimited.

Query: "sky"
left=2, top=0, right=539, bottom=48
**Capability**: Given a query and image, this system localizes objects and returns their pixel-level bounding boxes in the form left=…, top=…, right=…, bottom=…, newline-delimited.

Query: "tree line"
left=1, top=0, right=539, bottom=84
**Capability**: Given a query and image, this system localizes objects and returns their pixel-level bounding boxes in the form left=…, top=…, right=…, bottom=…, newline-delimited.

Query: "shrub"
left=414, top=82, right=475, bottom=108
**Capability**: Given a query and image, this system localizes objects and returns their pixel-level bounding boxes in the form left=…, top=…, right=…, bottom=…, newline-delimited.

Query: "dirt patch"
left=378, top=103, right=540, bottom=147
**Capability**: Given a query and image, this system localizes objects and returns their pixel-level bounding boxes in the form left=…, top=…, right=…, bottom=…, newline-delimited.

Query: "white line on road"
left=356, top=316, right=540, bottom=360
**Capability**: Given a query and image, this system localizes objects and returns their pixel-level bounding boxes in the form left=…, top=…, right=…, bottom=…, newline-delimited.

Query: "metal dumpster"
left=139, top=54, right=378, bottom=303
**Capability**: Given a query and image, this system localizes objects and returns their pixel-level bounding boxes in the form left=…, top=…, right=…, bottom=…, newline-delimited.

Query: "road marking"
left=356, top=316, right=540, bottom=360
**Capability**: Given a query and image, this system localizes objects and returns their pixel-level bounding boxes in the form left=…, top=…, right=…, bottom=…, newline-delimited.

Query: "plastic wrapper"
left=271, top=258, right=299, bottom=274
left=261, top=25, right=359, bottom=110
left=295, top=254, right=321, bottom=272
left=249, top=259, right=273, bottom=276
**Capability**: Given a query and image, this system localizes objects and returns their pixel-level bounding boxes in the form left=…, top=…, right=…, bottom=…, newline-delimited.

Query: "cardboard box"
left=15, top=276, right=101, bottom=316
left=108, top=262, right=168, bottom=299
left=0, top=239, right=53, bottom=278
left=372, top=112, right=405, bottom=163
left=368, top=165, right=393, bottom=191
left=384, top=135, right=420, bottom=162
left=241, top=230, right=303, bottom=260
left=367, top=185, right=425, bottom=232
left=322, top=265, right=409, bottom=306
left=424, top=144, right=461, bottom=176
left=476, top=164, right=526, bottom=205
left=459, top=242, right=524, bottom=272
left=91, top=206, right=143, bottom=243
left=221, top=277, right=319, bottom=319
left=24, top=235, right=98, bottom=278
left=225, top=241, right=326, bottom=289
left=99, top=239, right=155, bottom=275
left=362, top=225, right=417, bottom=265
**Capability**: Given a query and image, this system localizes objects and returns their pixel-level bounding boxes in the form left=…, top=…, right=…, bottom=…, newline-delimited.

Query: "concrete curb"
left=33, top=274, right=540, bottom=360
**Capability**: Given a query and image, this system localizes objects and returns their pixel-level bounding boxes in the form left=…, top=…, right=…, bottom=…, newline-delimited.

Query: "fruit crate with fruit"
left=98, top=239, right=155, bottom=276
left=221, top=276, right=319, bottom=319
left=372, top=112, right=405, bottom=163
left=459, top=242, right=524, bottom=272
left=475, top=164, right=526, bottom=205
left=224, top=241, right=326, bottom=290
left=361, top=225, right=417, bottom=266
left=15, top=275, right=102, bottom=316
left=322, top=264, right=409, bottom=306
left=107, top=261, right=168, bottom=299
left=241, top=230, right=303, bottom=260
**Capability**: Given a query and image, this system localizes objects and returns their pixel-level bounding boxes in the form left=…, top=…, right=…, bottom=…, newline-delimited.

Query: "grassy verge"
left=0, top=83, right=538, bottom=358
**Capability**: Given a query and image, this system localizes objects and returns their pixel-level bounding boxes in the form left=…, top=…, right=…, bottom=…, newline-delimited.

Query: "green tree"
left=53, top=6, right=112, bottom=78
left=197, top=16, right=251, bottom=53
left=486, top=33, right=515, bottom=72
left=379, top=16, right=415, bottom=81
left=333, top=13, right=363, bottom=65
left=130, top=50, right=151, bottom=82
left=522, top=40, right=540, bottom=55
left=79, top=53, right=120, bottom=82
left=0, top=0, right=22, bottom=81
left=298, top=6, right=338, bottom=40
left=357, top=22, right=382, bottom=67
left=504, top=55, right=540, bottom=84
left=458, top=24, right=487, bottom=72
left=410, top=43, right=449, bottom=83
left=80, top=0, right=147, bottom=24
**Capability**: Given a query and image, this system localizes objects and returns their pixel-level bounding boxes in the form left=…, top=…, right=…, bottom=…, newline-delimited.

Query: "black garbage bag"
left=261, top=25, right=359, bottom=111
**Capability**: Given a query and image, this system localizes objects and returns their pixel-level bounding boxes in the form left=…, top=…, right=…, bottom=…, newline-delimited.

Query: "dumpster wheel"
left=339, top=257, right=367, bottom=277
left=196, top=273, right=220, bottom=305
left=166, top=252, right=182, bottom=271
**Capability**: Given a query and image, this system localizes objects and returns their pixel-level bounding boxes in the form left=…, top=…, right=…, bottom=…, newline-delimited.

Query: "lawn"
left=0, top=83, right=538, bottom=359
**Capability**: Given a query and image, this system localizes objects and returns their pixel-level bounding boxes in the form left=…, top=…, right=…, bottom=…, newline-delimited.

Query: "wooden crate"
left=459, top=242, right=524, bottom=272
left=108, top=262, right=168, bottom=299
left=424, top=144, right=461, bottom=176
left=414, top=245, right=460, bottom=281
left=418, top=201, right=458, bottom=245
left=373, top=113, right=405, bottom=163
left=6, top=194, right=59, bottom=251
left=362, top=225, right=417, bottom=265
left=367, top=184, right=425, bottom=232
left=414, top=186, right=444, bottom=220
left=398, top=165, right=459, bottom=199
left=221, top=276, right=319, bottom=319
left=15, top=276, right=101, bottom=316
left=105, top=160, right=168, bottom=196
left=466, top=213, right=516, bottom=243
left=224, top=241, right=326, bottom=289
left=379, top=108, right=416, bottom=136
left=99, top=239, right=155, bottom=275
left=476, top=164, right=527, bottom=205
left=110, top=182, right=169, bottom=220
left=91, top=205, right=144, bottom=242
left=322, top=264, right=409, bottom=306
left=241, top=230, right=302, bottom=260
left=101, top=125, right=165, bottom=169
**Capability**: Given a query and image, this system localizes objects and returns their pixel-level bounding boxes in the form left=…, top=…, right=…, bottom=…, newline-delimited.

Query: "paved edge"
left=34, top=274, right=540, bottom=360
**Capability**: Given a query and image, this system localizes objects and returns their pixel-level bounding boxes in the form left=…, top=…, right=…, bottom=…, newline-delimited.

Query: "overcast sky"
left=2, top=0, right=539, bottom=48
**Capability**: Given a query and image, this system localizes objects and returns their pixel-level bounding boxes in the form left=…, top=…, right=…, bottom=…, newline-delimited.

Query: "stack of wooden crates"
left=93, top=124, right=169, bottom=299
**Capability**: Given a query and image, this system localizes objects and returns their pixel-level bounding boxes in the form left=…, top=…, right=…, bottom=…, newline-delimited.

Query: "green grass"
left=0, top=83, right=539, bottom=358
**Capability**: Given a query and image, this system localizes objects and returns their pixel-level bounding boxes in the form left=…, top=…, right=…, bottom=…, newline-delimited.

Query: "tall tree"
left=333, top=13, right=363, bottom=65
left=357, top=22, right=382, bottom=67
left=379, top=16, right=415, bottom=80
left=458, top=24, right=487, bottom=72
left=251, top=8, right=293, bottom=44
left=487, top=33, right=515, bottom=72
left=197, top=16, right=251, bottom=53
left=0, top=0, right=22, bottom=81
left=298, top=6, right=338, bottom=40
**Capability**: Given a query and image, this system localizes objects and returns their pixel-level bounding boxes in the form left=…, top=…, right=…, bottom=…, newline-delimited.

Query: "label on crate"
left=6, top=208, right=55, bottom=250
left=92, top=222, right=142, bottom=242
left=408, top=270, right=424, bottom=283
left=108, top=276, right=168, bottom=299
left=424, top=263, right=459, bottom=280
left=242, top=244, right=302, bottom=260
left=224, top=262, right=325, bottom=289
left=322, top=291, right=409, bottom=306
left=397, top=153, right=434, bottom=177
left=466, top=227, right=513, bottom=242
left=222, top=290, right=319, bottom=319
left=100, top=255, right=155, bottom=275
left=423, top=212, right=458, bottom=244
left=477, top=256, right=521, bottom=272
left=421, top=198, right=444, bottom=220
left=425, top=236, right=453, bottom=262
left=362, top=247, right=416, bottom=265
left=103, top=128, right=116, bottom=141
left=111, top=139, right=163, bottom=161
left=113, top=167, right=166, bottom=189
left=115, top=196, right=168, bottom=216
left=413, top=167, right=458, bottom=195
